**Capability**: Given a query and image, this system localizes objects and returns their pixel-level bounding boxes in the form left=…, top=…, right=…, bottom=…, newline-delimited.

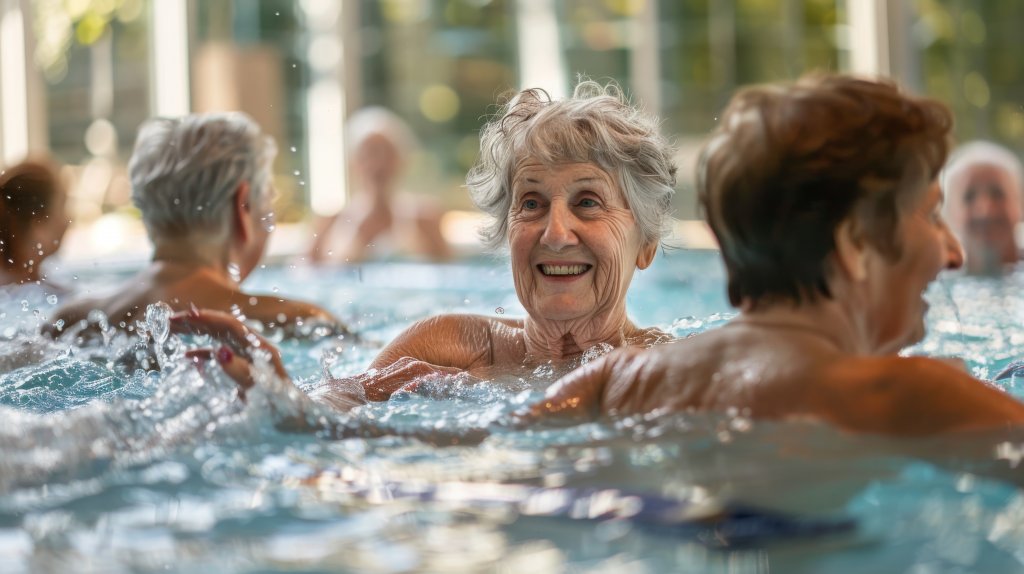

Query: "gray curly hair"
left=466, top=81, right=677, bottom=251
left=129, top=112, right=276, bottom=241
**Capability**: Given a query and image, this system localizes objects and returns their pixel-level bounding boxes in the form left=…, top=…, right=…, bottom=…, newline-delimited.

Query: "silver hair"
left=345, top=106, right=418, bottom=160
left=466, top=81, right=678, bottom=251
left=129, top=112, right=276, bottom=240
left=941, top=140, right=1024, bottom=215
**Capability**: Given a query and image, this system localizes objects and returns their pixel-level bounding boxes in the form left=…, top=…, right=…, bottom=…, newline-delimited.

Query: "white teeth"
left=540, top=264, right=589, bottom=276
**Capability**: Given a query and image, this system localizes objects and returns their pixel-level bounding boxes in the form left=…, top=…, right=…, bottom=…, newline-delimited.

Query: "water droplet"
left=46, top=294, right=58, bottom=306
left=495, top=307, right=504, bottom=314
left=227, top=262, right=241, bottom=283
left=293, top=170, right=300, bottom=176
left=249, top=296, right=258, bottom=306
left=145, top=302, right=172, bottom=345
left=290, top=146, right=296, bottom=152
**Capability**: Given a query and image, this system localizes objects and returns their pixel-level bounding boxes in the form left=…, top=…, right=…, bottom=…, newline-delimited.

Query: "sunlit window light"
left=1, top=5, right=29, bottom=164
left=308, top=80, right=346, bottom=216
left=847, top=0, right=889, bottom=76
left=516, top=0, right=566, bottom=98
left=150, top=0, right=190, bottom=117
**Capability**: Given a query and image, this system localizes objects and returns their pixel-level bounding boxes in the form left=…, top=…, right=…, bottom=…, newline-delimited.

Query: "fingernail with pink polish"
left=217, top=346, right=233, bottom=364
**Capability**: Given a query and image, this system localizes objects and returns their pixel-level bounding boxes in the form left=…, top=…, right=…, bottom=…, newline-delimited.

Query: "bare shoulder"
left=815, top=356, right=1024, bottom=434
left=371, top=313, right=502, bottom=370
left=241, top=294, right=338, bottom=325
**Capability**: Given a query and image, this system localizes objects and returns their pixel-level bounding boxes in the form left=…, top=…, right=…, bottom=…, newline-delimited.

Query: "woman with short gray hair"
left=176, top=82, right=678, bottom=410
left=469, top=81, right=676, bottom=252
left=54, top=112, right=342, bottom=335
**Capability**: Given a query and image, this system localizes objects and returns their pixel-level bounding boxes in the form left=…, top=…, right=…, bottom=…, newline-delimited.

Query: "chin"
left=534, top=300, right=591, bottom=322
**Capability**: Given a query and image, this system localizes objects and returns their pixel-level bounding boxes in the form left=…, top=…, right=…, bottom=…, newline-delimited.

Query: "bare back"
left=53, top=264, right=338, bottom=334
left=533, top=323, right=1024, bottom=435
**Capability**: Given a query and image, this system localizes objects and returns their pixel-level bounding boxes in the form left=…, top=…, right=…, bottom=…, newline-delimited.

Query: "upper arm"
left=370, top=314, right=490, bottom=371
left=521, top=347, right=647, bottom=424
left=245, top=297, right=342, bottom=330
left=817, top=358, right=1024, bottom=435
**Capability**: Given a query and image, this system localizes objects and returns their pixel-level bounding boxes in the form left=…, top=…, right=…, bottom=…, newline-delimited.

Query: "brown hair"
left=0, top=159, right=64, bottom=269
left=697, top=74, right=952, bottom=308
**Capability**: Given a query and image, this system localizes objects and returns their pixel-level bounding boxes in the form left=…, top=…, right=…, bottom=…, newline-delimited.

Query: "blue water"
left=2, top=251, right=1024, bottom=573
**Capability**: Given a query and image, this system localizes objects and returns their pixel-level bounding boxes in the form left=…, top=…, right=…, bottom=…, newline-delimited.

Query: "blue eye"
left=523, top=199, right=540, bottom=209
left=579, top=198, right=599, bottom=208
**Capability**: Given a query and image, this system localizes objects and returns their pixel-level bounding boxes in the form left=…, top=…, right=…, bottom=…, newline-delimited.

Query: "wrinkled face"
left=864, top=181, right=964, bottom=354
left=947, top=164, right=1020, bottom=270
left=507, top=160, right=652, bottom=323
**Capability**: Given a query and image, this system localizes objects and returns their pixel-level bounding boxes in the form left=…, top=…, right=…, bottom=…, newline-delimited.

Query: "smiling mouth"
left=538, top=264, right=592, bottom=276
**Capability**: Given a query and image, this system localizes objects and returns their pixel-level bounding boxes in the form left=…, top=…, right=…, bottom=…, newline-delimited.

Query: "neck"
left=736, top=300, right=864, bottom=355
left=522, top=306, right=638, bottom=362
left=152, top=240, right=238, bottom=286
left=352, top=179, right=395, bottom=206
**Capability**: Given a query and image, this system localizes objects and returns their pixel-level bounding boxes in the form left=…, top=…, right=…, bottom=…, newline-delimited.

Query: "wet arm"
left=516, top=349, right=641, bottom=425
left=369, top=314, right=489, bottom=371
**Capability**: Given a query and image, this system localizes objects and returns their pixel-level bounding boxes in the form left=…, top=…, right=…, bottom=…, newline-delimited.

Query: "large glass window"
left=355, top=0, right=517, bottom=211
left=897, top=0, right=1024, bottom=152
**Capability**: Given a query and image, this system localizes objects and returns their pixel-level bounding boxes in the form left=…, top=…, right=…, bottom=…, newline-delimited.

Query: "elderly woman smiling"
left=176, top=81, right=678, bottom=406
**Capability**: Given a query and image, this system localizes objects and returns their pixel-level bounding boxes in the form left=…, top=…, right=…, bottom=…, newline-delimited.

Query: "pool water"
left=2, top=250, right=1024, bottom=573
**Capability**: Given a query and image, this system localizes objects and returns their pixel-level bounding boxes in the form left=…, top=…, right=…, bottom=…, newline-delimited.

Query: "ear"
left=636, top=240, right=658, bottom=270
left=233, top=181, right=253, bottom=243
left=834, top=217, right=868, bottom=282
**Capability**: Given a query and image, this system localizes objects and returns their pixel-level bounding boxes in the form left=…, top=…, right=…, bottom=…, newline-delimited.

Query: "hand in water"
left=170, top=308, right=290, bottom=400
left=340, top=356, right=478, bottom=401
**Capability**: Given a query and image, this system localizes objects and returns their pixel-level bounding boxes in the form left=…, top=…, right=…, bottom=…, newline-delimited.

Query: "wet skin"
left=527, top=181, right=1024, bottom=436
left=52, top=184, right=338, bottom=334
left=508, top=161, right=657, bottom=358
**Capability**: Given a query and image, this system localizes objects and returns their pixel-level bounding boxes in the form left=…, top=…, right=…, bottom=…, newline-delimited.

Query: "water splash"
left=227, top=262, right=242, bottom=283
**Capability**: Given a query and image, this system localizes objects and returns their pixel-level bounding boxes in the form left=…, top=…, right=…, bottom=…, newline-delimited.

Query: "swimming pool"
left=2, top=250, right=1024, bottom=573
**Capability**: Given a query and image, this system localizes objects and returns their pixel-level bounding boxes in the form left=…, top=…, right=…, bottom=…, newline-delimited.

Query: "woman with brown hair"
left=0, top=158, right=70, bottom=290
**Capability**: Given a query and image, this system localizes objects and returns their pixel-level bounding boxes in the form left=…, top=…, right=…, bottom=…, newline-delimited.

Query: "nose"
left=944, top=224, right=964, bottom=270
left=540, top=201, right=579, bottom=252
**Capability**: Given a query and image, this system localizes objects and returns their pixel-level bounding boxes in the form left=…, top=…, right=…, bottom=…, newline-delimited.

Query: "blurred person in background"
left=307, top=107, right=452, bottom=263
left=0, top=158, right=70, bottom=291
left=53, top=112, right=344, bottom=335
left=942, top=141, right=1024, bottom=275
